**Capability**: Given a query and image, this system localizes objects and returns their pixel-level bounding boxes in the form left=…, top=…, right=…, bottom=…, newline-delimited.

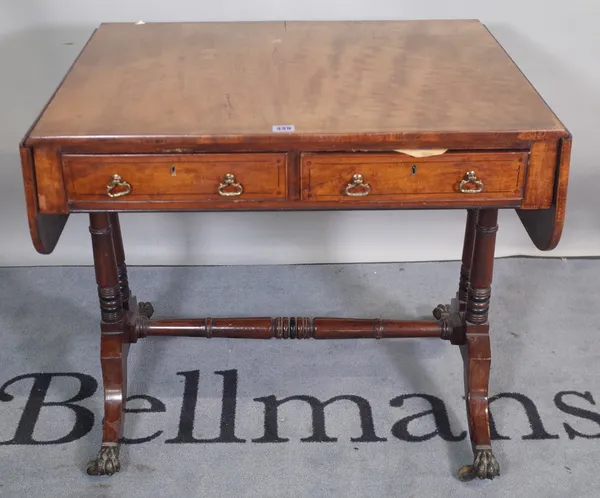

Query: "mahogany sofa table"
left=20, top=20, right=572, bottom=481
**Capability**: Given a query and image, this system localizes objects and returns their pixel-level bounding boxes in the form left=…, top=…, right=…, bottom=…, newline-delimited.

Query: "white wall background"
left=1, top=1, right=599, bottom=266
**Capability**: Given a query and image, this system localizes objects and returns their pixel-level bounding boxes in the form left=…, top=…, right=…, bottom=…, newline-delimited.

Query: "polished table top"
left=21, top=20, right=572, bottom=256
left=27, top=20, right=566, bottom=144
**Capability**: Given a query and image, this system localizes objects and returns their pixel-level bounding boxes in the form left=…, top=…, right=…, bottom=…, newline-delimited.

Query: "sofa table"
left=20, top=20, right=572, bottom=481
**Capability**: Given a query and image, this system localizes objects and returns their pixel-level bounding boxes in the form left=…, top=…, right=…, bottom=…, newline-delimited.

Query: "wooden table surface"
left=19, top=20, right=573, bottom=480
left=21, top=20, right=572, bottom=256
left=28, top=20, right=566, bottom=142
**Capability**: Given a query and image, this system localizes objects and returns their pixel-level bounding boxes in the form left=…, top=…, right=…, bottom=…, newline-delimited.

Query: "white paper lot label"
left=272, top=125, right=295, bottom=132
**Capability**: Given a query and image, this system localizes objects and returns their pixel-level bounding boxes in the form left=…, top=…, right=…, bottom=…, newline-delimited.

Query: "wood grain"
left=142, top=317, right=443, bottom=339
left=301, top=152, right=526, bottom=204
left=520, top=140, right=559, bottom=209
left=44, top=132, right=534, bottom=153
left=461, top=208, right=500, bottom=478
left=458, top=210, right=478, bottom=310
left=63, top=153, right=287, bottom=202
left=88, top=213, right=127, bottom=438
left=19, top=144, right=69, bottom=253
left=27, top=21, right=567, bottom=146
left=67, top=196, right=524, bottom=212
left=516, top=136, right=573, bottom=250
left=33, top=147, right=68, bottom=213
left=18, top=20, right=572, bottom=479
left=109, top=213, right=131, bottom=311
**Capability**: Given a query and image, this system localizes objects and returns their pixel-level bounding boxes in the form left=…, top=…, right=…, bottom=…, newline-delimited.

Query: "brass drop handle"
left=459, top=171, right=484, bottom=194
left=106, top=174, right=132, bottom=198
left=218, top=173, right=244, bottom=196
left=345, top=173, right=371, bottom=197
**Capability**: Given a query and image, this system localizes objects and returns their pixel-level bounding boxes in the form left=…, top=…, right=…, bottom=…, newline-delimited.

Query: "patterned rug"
left=0, top=260, right=598, bottom=497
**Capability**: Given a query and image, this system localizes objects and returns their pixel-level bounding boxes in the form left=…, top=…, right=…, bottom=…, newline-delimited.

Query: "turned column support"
left=431, top=209, right=480, bottom=344
left=135, top=317, right=448, bottom=340
left=459, top=209, right=479, bottom=311
left=109, top=213, right=131, bottom=312
left=87, top=213, right=128, bottom=477
left=465, top=209, right=498, bottom=325
left=458, top=208, right=500, bottom=481
left=89, top=214, right=124, bottom=327
left=82, top=208, right=502, bottom=480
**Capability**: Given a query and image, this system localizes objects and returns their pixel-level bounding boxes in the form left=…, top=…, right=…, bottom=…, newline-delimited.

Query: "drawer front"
left=301, top=152, right=527, bottom=204
left=63, top=153, right=287, bottom=202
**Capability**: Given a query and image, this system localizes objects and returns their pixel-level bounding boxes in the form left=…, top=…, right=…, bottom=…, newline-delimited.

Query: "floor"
left=0, top=259, right=598, bottom=497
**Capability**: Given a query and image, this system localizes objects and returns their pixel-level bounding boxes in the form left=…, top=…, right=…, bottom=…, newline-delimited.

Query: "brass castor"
left=458, top=446, right=500, bottom=481
left=86, top=444, right=120, bottom=476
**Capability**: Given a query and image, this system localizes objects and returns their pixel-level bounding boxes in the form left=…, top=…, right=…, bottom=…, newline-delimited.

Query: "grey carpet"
left=0, top=259, right=598, bottom=497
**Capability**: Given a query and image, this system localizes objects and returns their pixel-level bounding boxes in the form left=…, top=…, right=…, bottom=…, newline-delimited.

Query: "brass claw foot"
left=138, top=301, right=154, bottom=319
left=86, top=444, right=120, bottom=476
left=458, top=447, right=500, bottom=481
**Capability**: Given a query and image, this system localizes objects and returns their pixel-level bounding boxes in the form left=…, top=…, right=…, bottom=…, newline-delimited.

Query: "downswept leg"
left=458, top=208, right=500, bottom=481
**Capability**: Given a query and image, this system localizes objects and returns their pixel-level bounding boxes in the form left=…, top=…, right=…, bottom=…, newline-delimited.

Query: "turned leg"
left=458, top=209, right=478, bottom=312
left=458, top=208, right=501, bottom=481
left=110, top=213, right=131, bottom=311
left=433, top=209, right=478, bottom=340
left=87, top=213, right=128, bottom=476
left=110, top=213, right=153, bottom=318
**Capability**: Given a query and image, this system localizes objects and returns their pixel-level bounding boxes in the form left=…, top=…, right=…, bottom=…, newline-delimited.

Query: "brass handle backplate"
left=345, top=173, right=371, bottom=197
left=106, top=174, right=132, bottom=198
left=218, top=173, right=244, bottom=196
left=459, top=171, right=484, bottom=194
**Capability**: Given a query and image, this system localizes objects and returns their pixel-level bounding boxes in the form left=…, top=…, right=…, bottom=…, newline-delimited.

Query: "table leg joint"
left=97, top=284, right=124, bottom=324
left=433, top=303, right=466, bottom=344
